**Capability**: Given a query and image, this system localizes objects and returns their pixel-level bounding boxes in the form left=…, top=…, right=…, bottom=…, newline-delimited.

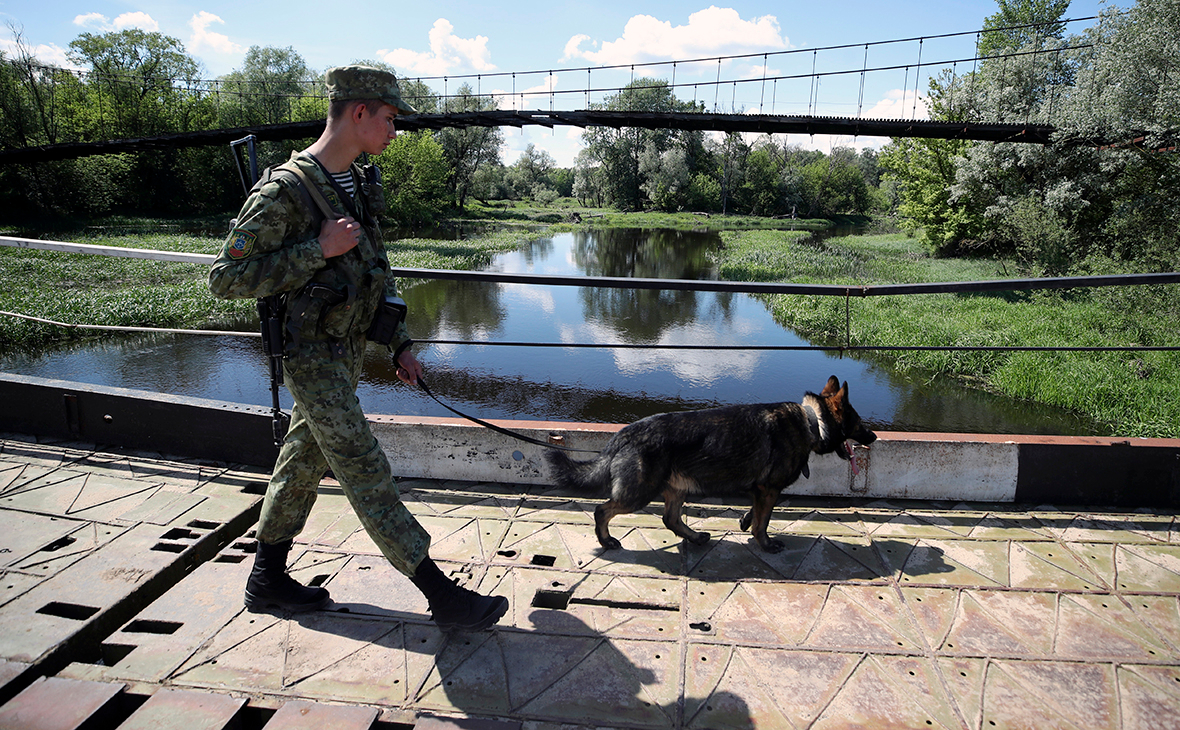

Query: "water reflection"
left=0, top=228, right=1104, bottom=435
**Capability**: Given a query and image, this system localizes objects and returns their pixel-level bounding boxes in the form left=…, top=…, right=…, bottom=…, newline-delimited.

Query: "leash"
left=416, top=377, right=600, bottom=454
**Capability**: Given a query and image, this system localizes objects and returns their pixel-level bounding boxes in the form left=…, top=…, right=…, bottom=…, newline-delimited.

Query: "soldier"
left=209, top=65, right=508, bottom=632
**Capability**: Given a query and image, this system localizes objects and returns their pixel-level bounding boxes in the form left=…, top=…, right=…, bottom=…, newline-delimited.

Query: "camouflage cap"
left=325, top=65, right=417, bottom=115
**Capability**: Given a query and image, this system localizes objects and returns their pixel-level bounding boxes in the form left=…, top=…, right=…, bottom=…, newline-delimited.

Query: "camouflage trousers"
left=254, top=333, right=431, bottom=576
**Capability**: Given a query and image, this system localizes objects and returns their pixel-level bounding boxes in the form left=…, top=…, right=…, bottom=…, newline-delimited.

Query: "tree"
left=376, top=131, right=449, bottom=225
left=436, top=83, right=502, bottom=209
left=979, top=0, right=1071, bottom=57
left=67, top=28, right=201, bottom=137
left=639, top=142, right=691, bottom=211
left=218, top=46, right=312, bottom=126
left=506, top=143, right=556, bottom=199
left=581, top=78, right=700, bottom=210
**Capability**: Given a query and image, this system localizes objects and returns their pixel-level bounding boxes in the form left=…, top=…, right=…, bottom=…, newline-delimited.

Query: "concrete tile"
left=1116, top=545, right=1180, bottom=593
left=806, top=585, right=923, bottom=653
left=775, top=509, right=865, bottom=537
left=865, top=512, right=969, bottom=540
left=1054, top=594, right=1175, bottom=661
left=1129, top=595, right=1180, bottom=653
left=171, top=611, right=288, bottom=691
left=0, top=523, right=202, bottom=663
left=685, top=534, right=797, bottom=582
left=513, top=637, right=678, bottom=728
left=1065, top=542, right=1118, bottom=590
left=682, top=645, right=796, bottom=730
left=0, top=441, right=73, bottom=468
left=916, top=539, right=1010, bottom=587
left=942, top=590, right=1058, bottom=657
left=263, top=699, right=379, bottom=730
left=579, top=527, right=683, bottom=578
left=0, top=571, right=45, bottom=610
left=937, top=657, right=987, bottom=729
left=693, top=581, right=827, bottom=646
left=1053, top=514, right=1163, bottom=544
left=514, top=497, right=595, bottom=526
left=490, top=522, right=587, bottom=572
left=985, top=660, right=1119, bottom=730
left=118, top=687, right=246, bottom=730
left=901, top=588, right=960, bottom=650
left=967, top=513, right=1049, bottom=541
left=308, top=552, right=428, bottom=620
left=0, top=463, right=29, bottom=492
left=1008, top=542, right=1098, bottom=591
left=810, top=654, right=960, bottom=729
left=0, top=676, right=125, bottom=730
left=792, top=536, right=888, bottom=582
left=0, top=512, right=90, bottom=569
left=1117, top=665, right=1180, bottom=730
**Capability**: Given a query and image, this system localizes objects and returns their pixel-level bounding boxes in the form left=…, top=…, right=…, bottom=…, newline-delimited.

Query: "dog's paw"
left=738, top=512, right=753, bottom=532
left=599, top=537, right=622, bottom=551
left=760, top=538, right=785, bottom=554
left=690, top=531, right=711, bottom=546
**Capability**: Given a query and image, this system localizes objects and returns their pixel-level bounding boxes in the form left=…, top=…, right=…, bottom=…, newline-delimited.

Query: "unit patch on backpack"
left=226, top=228, right=256, bottom=259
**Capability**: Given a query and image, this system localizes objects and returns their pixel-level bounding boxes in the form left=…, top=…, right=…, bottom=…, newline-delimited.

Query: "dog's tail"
left=543, top=449, right=611, bottom=494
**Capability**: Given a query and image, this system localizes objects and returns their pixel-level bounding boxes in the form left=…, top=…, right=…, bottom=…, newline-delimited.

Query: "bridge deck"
left=2, top=435, right=1179, bottom=729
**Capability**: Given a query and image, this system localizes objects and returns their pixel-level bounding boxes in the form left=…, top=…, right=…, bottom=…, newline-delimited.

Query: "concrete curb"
left=4, top=374, right=1178, bottom=506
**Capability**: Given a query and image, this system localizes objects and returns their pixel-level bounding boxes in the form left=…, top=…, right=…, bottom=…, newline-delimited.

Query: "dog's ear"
left=821, top=375, right=841, bottom=396
left=842, top=381, right=850, bottom=398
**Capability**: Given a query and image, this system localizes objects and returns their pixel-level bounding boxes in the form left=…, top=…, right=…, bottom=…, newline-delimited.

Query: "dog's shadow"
left=595, top=530, right=959, bottom=584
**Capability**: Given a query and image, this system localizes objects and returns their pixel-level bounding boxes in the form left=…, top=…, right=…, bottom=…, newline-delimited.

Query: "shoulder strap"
left=277, top=163, right=340, bottom=221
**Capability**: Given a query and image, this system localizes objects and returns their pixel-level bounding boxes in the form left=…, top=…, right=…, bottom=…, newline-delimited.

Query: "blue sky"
left=1, top=1, right=1124, bottom=165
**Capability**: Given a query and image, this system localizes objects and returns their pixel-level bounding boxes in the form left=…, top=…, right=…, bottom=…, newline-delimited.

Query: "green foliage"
left=879, top=137, right=979, bottom=254
left=979, top=0, right=1071, bottom=56
left=436, top=84, right=503, bottom=209
left=216, top=45, right=313, bottom=127
left=712, top=230, right=1180, bottom=437
left=376, top=131, right=449, bottom=225
left=884, top=1, right=1180, bottom=272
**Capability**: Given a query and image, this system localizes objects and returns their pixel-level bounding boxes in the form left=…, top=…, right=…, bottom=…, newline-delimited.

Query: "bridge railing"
left=2, top=235, right=1179, bottom=356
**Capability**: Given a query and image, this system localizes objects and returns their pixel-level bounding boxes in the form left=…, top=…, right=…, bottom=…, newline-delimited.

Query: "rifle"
left=231, top=134, right=290, bottom=448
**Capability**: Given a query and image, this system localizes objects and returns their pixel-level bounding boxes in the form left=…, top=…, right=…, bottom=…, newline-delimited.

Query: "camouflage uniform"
left=209, top=149, right=431, bottom=577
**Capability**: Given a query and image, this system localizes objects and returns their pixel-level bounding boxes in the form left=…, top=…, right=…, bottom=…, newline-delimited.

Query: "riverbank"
left=0, top=224, right=544, bottom=350
left=711, top=229, right=1179, bottom=438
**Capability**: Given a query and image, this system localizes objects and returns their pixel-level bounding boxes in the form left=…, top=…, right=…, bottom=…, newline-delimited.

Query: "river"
left=1, top=227, right=1102, bottom=435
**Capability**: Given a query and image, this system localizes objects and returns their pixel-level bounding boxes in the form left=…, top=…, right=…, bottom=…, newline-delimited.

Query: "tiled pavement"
left=2, top=436, right=1180, bottom=728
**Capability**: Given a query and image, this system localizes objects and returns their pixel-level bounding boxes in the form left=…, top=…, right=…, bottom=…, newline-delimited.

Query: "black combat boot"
left=244, top=539, right=330, bottom=612
left=411, top=557, right=509, bottom=631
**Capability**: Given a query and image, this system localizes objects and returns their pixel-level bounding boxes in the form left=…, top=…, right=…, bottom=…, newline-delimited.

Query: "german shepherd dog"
left=544, top=376, right=877, bottom=554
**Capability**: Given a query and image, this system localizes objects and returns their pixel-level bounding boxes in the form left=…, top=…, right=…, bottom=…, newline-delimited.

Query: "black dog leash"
left=416, top=377, right=600, bottom=454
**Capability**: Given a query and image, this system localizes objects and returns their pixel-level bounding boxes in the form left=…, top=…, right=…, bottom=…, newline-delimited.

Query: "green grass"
left=712, top=230, right=1180, bottom=438
left=0, top=222, right=543, bottom=350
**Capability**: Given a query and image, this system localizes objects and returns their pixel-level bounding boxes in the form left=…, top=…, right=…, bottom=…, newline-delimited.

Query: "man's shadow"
left=425, top=609, right=755, bottom=729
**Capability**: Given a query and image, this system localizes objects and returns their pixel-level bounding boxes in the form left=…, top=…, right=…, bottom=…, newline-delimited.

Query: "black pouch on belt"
left=366, top=295, right=408, bottom=345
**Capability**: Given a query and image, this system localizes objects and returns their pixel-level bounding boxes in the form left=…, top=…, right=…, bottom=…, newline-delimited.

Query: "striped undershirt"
left=331, top=170, right=355, bottom=199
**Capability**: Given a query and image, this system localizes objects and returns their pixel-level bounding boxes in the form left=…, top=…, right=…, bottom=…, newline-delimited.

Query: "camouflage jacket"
left=209, top=151, right=410, bottom=356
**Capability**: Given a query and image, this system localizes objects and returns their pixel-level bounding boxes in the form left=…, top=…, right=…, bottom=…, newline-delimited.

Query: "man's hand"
left=318, top=216, right=361, bottom=258
left=396, top=350, right=423, bottom=385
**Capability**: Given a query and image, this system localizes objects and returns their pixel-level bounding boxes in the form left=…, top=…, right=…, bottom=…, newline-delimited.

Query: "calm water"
left=2, top=228, right=1102, bottom=434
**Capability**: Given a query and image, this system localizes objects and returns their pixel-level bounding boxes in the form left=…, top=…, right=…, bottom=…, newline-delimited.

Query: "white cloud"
left=188, top=11, right=242, bottom=56
left=114, top=12, right=159, bottom=32
left=73, top=13, right=109, bottom=30
left=0, top=35, right=78, bottom=69
left=491, top=74, right=558, bottom=111
left=863, top=88, right=929, bottom=120
left=378, top=18, right=494, bottom=76
left=72, top=11, right=159, bottom=32
left=563, top=6, right=787, bottom=65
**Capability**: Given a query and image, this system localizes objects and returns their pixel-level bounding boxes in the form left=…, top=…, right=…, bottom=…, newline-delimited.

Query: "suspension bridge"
left=1, top=13, right=1159, bottom=166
